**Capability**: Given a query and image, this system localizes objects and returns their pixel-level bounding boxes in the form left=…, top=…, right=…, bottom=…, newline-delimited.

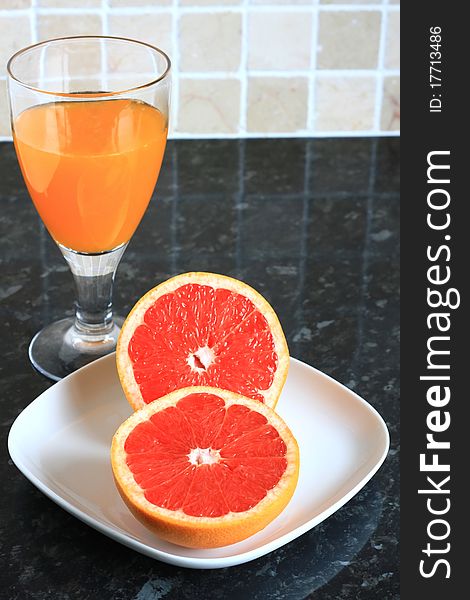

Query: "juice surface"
left=13, top=99, right=167, bottom=253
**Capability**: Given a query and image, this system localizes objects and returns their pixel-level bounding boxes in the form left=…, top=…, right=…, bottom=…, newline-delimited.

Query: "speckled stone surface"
left=0, top=138, right=400, bottom=600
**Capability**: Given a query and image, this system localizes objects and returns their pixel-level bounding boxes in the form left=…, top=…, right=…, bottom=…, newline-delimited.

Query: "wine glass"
left=7, top=36, right=171, bottom=381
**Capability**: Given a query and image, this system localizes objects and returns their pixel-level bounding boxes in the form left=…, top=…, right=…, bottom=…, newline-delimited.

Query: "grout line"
left=0, top=69, right=399, bottom=83
left=102, top=0, right=109, bottom=36
left=235, top=139, right=246, bottom=277
left=314, top=68, right=399, bottom=77
left=30, top=0, right=38, bottom=43
left=171, top=0, right=179, bottom=135
left=374, top=5, right=389, bottom=131
left=0, top=69, right=400, bottom=81
left=308, top=5, right=320, bottom=131
left=176, top=69, right=400, bottom=79
left=152, top=190, right=399, bottom=203
left=293, top=154, right=312, bottom=357
left=350, top=137, right=378, bottom=383
left=239, top=0, right=248, bottom=135
left=368, top=133, right=379, bottom=193
left=170, top=144, right=179, bottom=276
left=101, top=0, right=109, bottom=89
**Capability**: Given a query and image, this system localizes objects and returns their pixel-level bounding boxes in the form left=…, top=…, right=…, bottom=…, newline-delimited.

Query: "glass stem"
left=59, top=243, right=128, bottom=342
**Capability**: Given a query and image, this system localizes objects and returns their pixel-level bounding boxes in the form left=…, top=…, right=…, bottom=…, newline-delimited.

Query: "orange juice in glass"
left=14, top=99, right=167, bottom=253
left=7, top=37, right=171, bottom=380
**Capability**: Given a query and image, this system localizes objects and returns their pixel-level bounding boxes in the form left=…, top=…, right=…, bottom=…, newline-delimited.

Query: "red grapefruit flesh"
left=111, top=387, right=299, bottom=548
left=117, top=272, right=289, bottom=411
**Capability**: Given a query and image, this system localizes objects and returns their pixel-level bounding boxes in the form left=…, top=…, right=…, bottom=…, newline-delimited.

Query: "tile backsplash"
left=0, top=0, right=400, bottom=139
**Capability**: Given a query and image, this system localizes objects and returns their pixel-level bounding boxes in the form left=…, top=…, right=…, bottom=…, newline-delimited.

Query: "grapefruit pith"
left=117, top=272, right=289, bottom=411
left=111, top=386, right=299, bottom=548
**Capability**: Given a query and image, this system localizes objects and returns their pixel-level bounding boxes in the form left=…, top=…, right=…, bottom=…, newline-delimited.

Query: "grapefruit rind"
left=111, top=386, right=299, bottom=549
left=116, top=272, right=289, bottom=412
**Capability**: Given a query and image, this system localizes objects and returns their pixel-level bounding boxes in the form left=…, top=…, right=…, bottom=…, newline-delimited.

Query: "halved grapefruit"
left=111, top=386, right=299, bottom=548
left=117, top=272, right=289, bottom=411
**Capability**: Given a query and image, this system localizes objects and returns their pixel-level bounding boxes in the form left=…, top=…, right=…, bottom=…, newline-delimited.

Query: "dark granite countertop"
left=0, top=138, right=399, bottom=599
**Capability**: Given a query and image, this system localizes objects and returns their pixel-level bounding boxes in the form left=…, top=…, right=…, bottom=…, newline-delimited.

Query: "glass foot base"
left=29, top=316, right=124, bottom=381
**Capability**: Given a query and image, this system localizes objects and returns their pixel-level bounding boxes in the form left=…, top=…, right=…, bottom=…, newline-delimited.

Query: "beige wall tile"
left=1, top=0, right=31, bottom=7
left=381, top=76, right=400, bottom=131
left=179, top=13, right=241, bottom=72
left=36, top=15, right=103, bottom=80
left=0, top=16, right=32, bottom=78
left=37, top=14, right=103, bottom=40
left=0, top=1, right=397, bottom=136
left=0, top=79, right=12, bottom=137
left=39, top=0, right=101, bottom=6
left=247, top=76, right=308, bottom=133
left=110, top=0, right=171, bottom=6
left=385, top=11, right=400, bottom=69
left=315, top=76, right=375, bottom=131
left=177, top=78, right=240, bottom=134
left=317, top=11, right=381, bottom=69
left=109, top=12, right=172, bottom=55
left=248, top=12, right=312, bottom=70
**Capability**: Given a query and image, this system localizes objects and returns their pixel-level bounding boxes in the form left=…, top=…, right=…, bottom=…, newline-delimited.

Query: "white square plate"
left=8, top=354, right=389, bottom=569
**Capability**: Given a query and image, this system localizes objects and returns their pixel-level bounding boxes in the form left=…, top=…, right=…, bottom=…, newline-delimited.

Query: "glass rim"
left=7, top=35, right=171, bottom=99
